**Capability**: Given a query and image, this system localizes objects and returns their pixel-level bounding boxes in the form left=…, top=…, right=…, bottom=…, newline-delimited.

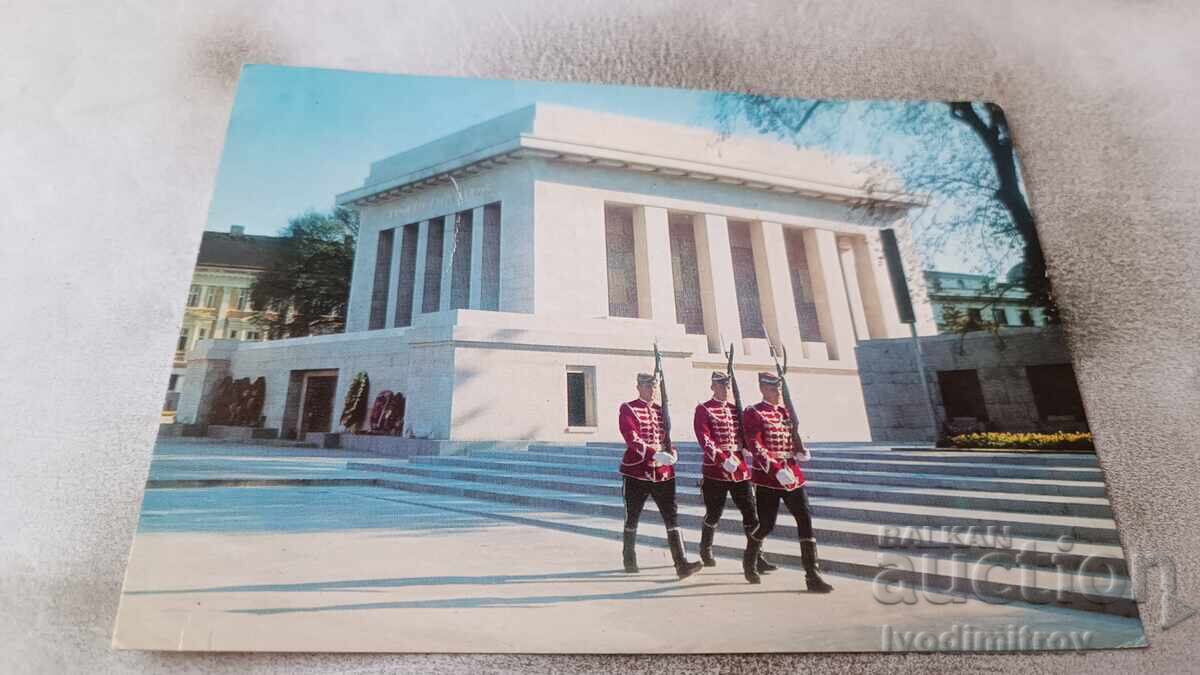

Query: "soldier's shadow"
left=226, top=579, right=800, bottom=615
left=125, top=565, right=751, bottom=597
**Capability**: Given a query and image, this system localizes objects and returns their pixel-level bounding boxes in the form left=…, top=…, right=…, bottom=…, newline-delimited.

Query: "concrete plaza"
left=113, top=441, right=1145, bottom=653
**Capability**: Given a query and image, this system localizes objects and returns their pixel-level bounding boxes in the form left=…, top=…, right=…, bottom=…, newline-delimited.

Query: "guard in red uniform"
left=619, top=372, right=704, bottom=580
left=743, top=371, right=834, bottom=593
left=693, top=371, right=777, bottom=583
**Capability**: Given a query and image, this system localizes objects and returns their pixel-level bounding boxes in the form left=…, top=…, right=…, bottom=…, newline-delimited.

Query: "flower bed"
left=944, top=431, right=1094, bottom=452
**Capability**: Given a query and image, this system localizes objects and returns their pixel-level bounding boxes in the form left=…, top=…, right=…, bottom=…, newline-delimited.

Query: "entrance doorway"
left=299, top=372, right=339, bottom=435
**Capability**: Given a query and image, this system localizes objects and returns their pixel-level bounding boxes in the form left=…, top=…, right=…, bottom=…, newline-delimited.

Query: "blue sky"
left=207, top=65, right=1017, bottom=274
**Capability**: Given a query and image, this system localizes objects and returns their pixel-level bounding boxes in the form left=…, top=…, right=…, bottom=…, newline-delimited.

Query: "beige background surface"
left=1, top=1, right=1197, bottom=672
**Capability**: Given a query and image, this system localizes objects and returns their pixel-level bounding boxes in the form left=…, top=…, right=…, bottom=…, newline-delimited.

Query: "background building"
left=924, top=266, right=1049, bottom=333
left=164, top=226, right=283, bottom=416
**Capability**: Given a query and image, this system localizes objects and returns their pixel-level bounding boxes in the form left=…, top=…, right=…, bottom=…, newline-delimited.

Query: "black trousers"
left=700, top=478, right=759, bottom=533
left=753, top=485, right=815, bottom=541
left=623, top=476, right=679, bottom=530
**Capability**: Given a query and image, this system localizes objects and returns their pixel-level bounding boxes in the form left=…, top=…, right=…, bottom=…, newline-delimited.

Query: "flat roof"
left=336, top=103, right=918, bottom=208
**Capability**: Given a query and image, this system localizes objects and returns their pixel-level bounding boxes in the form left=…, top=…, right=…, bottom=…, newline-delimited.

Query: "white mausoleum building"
left=175, top=104, right=936, bottom=443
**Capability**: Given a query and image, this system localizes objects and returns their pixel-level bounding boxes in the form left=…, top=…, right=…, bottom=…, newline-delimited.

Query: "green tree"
left=250, top=207, right=358, bottom=338
left=713, top=95, right=1059, bottom=324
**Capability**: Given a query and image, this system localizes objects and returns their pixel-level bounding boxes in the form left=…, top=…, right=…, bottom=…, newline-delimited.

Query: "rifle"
left=768, top=341, right=811, bottom=461
left=652, top=341, right=674, bottom=460
left=724, top=343, right=749, bottom=450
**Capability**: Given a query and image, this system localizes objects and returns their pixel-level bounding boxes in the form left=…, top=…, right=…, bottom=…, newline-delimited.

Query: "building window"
left=246, top=331, right=260, bottom=341
left=204, top=287, right=218, bottom=308
left=1019, top=309, right=1034, bottom=326
left=727, top=221, right=767, bottom=339
left=480, top=202, right=502, bottom=311
left=176, top=328, right=189, bottom=352
left=449, top=210, right=473, bottom=310
left=937, top=369, right=988, bottom=420
left=784, top=228, right=823, bottom=341
left=187, top=285, right=201, bottom=307
left=967, top=308, right=983, bottom=324
left=394, top=222, right=420, bottom=327
left=422, top=217, right=446, bottom=313
left=992, top=308, right=1008, bottom=325
left=565, top=367, right=596, bottom=427
left=168, top=374, right=180, bottom=391
left=229, top=330, right=238, bottom=340
left=236, top=289, right=249, bottom=311
left=368, top=228, right=395, bottom=329
left=668, top=213, right=705, bottom=335
left=196, top=328, right=207, bottom=343
left=1027, top=364, right=1087, bottom=422
left=604, top=205, right=639, bottom=318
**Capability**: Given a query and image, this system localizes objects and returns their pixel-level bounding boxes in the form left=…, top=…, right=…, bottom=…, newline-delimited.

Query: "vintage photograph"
left=114, top=65, right=1144, bottom=653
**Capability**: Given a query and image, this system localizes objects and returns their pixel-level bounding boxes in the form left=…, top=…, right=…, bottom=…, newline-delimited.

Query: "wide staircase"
left=347, top=442, right=1134, bottom=617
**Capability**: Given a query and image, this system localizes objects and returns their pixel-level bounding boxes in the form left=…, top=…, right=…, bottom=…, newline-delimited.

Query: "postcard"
left=113, top=65, right=1144, bottom=653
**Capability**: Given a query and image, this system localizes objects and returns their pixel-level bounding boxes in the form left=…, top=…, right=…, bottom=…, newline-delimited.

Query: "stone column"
left=384, top=227, right=403, bottom=328
left=410, top=219, right=430, bottom=325
left=633, top=206, right=677, bottom=323
left=693, top=213, right=743, bottom=354
left=837, top=236, right=870, bottom=341
left=468, top=206, right=486, bottom=309
left=858, top=230, right=906, bottom=338
left=750, top=221, right=803, bottom=355
left=803, top=229, right=858, bottom=362
left=439, top=213, right=458, bottom=312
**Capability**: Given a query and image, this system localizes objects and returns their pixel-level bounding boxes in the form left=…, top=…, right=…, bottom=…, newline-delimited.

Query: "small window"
left=967, top=308, right=983, bottom=324
left=186, top=286, right=201, bottom=307
left=565, top=366, right=597, bottom=428
left=1019, top=309, right=1034, bottom=326
left=992, top=308, right=1007, bottom=325
left=204, top=287, right=217, bottom=308
left=229, top=330, right=238, bottom=340
left=197, top=328, right=206, bottom=342
left=176, top=328, right=189, bottom=352
left=246, top=331, right=259, bottom=341
left=236, top=289, right=249, bottom=310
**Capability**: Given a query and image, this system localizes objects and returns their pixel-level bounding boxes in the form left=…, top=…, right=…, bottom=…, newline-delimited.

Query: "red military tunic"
left=693, top=399, right=752, bottom=482
left=744, top=401, right=807, bottom=491
left=618, top=398, right=675, bottom=482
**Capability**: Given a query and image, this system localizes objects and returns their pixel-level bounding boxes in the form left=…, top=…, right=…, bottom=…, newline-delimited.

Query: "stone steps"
left=474, top=449, right=1105, bottom=482
left=348, top=459, right=1126, bottom=574
left=350, top=471, right=1134, bottom=617
left=389, top=455, right=1111, bottom=518
left=572, top=442, right=1102, bottom=468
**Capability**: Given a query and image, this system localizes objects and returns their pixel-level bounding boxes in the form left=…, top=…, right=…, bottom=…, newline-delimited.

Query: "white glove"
left=775, top=468, right=796, bottom=485
left=722, top=456, right=741, bottom=473
left=795, top=446, right=812, bottom=462
left=654, top=450, right=678, bottom=467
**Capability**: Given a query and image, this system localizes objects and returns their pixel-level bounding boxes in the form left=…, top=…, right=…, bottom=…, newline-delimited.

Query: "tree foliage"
left=249, top=207, right=358, bottom=338
left=712, top=94, right=1059, bottom=324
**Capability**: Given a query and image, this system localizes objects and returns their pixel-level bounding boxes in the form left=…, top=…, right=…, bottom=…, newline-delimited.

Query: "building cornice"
left=336, top=135, right=922, bottom=211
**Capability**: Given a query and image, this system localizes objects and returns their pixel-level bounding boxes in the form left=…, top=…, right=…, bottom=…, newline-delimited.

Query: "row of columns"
left=382, top=205, right=492, bottom=329
left=627, top=206, right=899, bottom=362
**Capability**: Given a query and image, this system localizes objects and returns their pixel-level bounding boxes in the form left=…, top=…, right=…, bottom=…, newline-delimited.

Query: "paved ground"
left=114, top=441, right=1152, bottom=653
left=113, top=441, right=1146, bottom=653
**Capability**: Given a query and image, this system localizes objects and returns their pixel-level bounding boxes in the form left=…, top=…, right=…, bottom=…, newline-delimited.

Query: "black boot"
left=742, top=536, right=762, bottom=584
left=622, top=528, right=639, bottom=573
left=756, top=552, right=778, bottom=574
left=668, top=530, right=703, bottom=579
left=800, top=540, right=833, bottom=593
left=699, top=523, right=717, bottom=567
